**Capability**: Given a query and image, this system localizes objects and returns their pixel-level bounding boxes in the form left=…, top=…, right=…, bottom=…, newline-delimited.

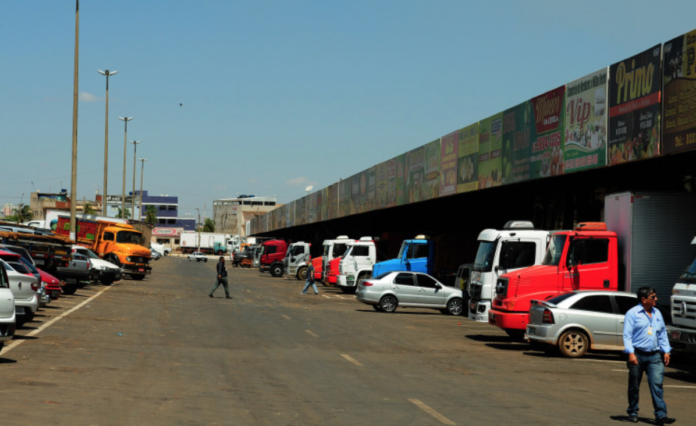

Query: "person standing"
left=210, top=256, right=231, bottom=299
left=301, top=260, right=318, bottom=295
left=623, top=287, right=674, bottom=425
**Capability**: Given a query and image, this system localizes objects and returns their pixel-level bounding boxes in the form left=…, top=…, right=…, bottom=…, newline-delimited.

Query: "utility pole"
left=138, top=158, right=148, bottom=221
left=129, top=140, right=141, bottom=218
left=98, top=69, right=117, bottom=215
left=69, top=0, right=80, bottom=240
left=118, top=116, right=133, bottom=216
left=195, top=207, right=201, bottom=252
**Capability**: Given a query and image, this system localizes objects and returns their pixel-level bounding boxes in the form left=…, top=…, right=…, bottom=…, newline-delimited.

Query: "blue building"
left=135, top=191, right=196, bottom=231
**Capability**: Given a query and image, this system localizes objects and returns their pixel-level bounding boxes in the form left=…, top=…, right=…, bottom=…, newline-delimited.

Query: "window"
left=567, top=239, right=609, bottom=266
left=168, top=206, right=176, bottom=211
left=174, top=239, right=180, bottom=245
left=252, top=201, right=262, bottom=206
left=159, top=205, right=166, bottom=210
left=264, top=245, right=277, bottom=255
left=0, top=266, right=8, bottom=288
left=570, top=295, right=614, bottom=314
left=167, top=219, right=176, bottom=224
left=406, top=243, right=429, bottom=260
left=499, top=241, right=537, bottom=269
left=615, top=296, right=638, bottom=315
left=290, top=245, right=305, bottom=256
left=243, top=201, right=251, bottom=205
left=416, top=274, right=438, bottom=288
left=393, top=273, right=415, bottom=286
left=264, top=202, right=276, bottom=206
left=158, top=219, right=166, bottom=224
left=103, top=232, right=115, bottom=241
left=351, top=245, right=369, bottom=257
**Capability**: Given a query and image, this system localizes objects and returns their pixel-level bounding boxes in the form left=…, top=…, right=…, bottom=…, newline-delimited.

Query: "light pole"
left=118, top=116, right=133, bottom=217
left=195, top=208, right=201, bottom=252
left=98, top=69, right=117, bottom=214
left=138, top=158, right=148, bottom=221
left=130, top=140, right=142, bottom=218
left=69, top=0, right=80, bottom=239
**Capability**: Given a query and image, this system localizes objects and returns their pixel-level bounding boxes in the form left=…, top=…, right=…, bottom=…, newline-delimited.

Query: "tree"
left=84, top=202, right=96, bottom=215
left=12, top=204, right=33, bottom=223
left=145, top=205, right=157, bottom=224
left=116, top=207, right=131, bottom=219
left=203, top=218, right=215, bottom=232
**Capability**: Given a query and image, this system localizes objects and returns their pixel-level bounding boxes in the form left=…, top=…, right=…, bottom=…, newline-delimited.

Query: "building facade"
left=213, top=196, right=279, bottom=236
left=30, top=190, right=102, bottom=220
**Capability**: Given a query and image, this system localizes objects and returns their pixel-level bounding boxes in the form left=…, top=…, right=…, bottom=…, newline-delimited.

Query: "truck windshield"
left=342, top=246, right=353, bottom=259
left=473, top=241, right=497, bottom=272
left=679, top=255, right=696, bottom=284
left=542, top=235, right=567, bottom=266
left=116, top=231, right=143, bottom=245
left=333, top=243, right=348, bottom=258
left=323, top=245, right=330, bottom=257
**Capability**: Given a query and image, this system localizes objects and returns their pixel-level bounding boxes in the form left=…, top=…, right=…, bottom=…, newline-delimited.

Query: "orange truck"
left=55, top=216, right=152, bottom=280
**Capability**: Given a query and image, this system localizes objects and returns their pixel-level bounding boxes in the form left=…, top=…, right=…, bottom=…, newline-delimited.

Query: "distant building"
left=30, top=190, right=102, bottom=220
left=135, top=191, right=195, bottom=250
left=2, top=203, right=17, bottom=217
left=213, top=196, right=279, bottom=236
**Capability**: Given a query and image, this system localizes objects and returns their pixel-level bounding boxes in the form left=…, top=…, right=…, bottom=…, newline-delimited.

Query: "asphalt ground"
left=1, top=257, right=694, bottom=425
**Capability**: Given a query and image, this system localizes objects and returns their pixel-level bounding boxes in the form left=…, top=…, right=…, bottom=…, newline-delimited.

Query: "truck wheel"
left=270, top=264, right=284, bottom=277
left=62, top=285, right=77, bottom=295
left=101, top=278, right=114, bottom=286
left=130, top=274, right=145, bottom=281
left=106, top=255, right=121, bottom=267
left=379, top=295, right=398, bottom=313
left=558, top=329, right=589, bottom=358
left=445, top=298, right=464, bottom=316
left=297, top=266, right=308, bottom=281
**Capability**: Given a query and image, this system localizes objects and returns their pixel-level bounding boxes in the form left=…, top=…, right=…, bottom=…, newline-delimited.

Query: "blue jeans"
left=302, top=280, right=318, bottom=294
left=627, top=351, right=667, bottom=419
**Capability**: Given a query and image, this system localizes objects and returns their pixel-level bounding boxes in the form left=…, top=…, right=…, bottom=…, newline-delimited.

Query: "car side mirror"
left=435, top=283, right=442, bottom=289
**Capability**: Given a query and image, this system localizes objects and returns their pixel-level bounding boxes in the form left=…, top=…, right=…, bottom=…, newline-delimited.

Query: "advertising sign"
left=439, top=130, right=459, bottom=196
left=530, top=85, right=565, bottom=179
left=663, top=31, right=696, bottom=155
left=478, top=113, right=503, bottom=188
left=386, top=158, right=398, bottom=207
left=327, top=183, right=337, bottom=220
left=295, top=197, right=306, bottom=226
left=339, top=177, right=352, bottom=218
left=502, top=102, right=531, bottom=184
left=564, top=68, right=608, bottom=172
left=366, top=166, right=376, bottom=211
left=395, top=153, right=406, bottom=206
left=422, top=139, right=440, bottom=201
left=608, top=44, right=662, bottom=164
left=405, top=147, right=425, bottom=203
left=456, top=123, right=479, bottom=193
left=376, top=161, right=388, bottom=209
left=288, top=201, right=295, bottom=227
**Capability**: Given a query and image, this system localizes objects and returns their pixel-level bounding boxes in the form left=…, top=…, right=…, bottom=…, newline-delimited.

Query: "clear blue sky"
left=2, top=0, right=695, bottom=218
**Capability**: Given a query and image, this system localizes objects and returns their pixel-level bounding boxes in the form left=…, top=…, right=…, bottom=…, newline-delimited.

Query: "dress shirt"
left=623, top=304, right=671, bottom=354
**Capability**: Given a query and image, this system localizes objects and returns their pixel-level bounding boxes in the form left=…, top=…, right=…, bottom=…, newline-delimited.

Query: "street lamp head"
left=118, top=116, right=134, bottom=122
left=129, top=140, right=142, bottom=145
left=98, top=69, right=118, bottom=76
left=139, top=158, right=148, bottom=162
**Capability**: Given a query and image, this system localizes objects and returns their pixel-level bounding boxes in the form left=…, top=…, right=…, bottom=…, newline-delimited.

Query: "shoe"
left=226, top=296, right=232, bottom=299
left=656, top=417, right=676, bottom=425
left=627, top=415, right=638, bottom=423
left=209, top=294, right=213, bottom=298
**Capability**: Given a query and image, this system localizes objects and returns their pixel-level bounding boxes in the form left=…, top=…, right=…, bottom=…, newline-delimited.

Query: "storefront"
left=152, top=227, right=182, bottom=250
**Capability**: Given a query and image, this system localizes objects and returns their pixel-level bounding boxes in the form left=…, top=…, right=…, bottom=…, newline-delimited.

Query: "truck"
left=336, top=237, right=378, bottom=293
left=259, top=240, right=289, bottom=277
left=322, top=236, right=353, bottom=284
left=468, top=221, right=551, bottom=323
left=54, top=216, right=152, bottom=280
left=180, top=232, right=234, bottom=255
left=284, top=241, right=311, bottom=280
left=668, top=237, right=696, bottom=352
left=489, top=192, right=696, bottom=340
left=371, top=236, right=434, bottom=277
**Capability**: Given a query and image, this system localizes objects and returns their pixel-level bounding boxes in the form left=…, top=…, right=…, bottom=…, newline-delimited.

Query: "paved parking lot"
left=2, top=257, right=694, bottom=425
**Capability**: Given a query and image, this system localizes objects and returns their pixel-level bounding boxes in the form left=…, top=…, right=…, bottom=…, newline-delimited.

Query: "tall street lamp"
left=130, top=140, right=142, bottom=217
left=70, top=0, right=80, bottom=239
left=195, top=208, right=201, bottom=252
left=138, top=158, right=148, bottom=221
left=118, top=116, right=133, bottom=216
left=98, top=69, right=117, bottom=214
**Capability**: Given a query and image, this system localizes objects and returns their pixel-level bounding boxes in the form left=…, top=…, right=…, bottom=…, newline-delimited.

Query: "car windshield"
left=19, top=257, right=39, bottom=274
left=546, top=292, right=577, bottom=305
left=542, top=235, right=567, bottom=266
left=473, top=241, right=497, bottom=272
left=116, top=231, right=143, bottom=245
left=679, top=254, right=696, bottom=284
left=373, top=272, right=392, bottom=280
left=8, top=261, right=30, bottom=274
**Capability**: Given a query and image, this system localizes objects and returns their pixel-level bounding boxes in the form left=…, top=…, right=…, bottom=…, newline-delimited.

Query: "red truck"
left=259, top=240, right=288, bottom=277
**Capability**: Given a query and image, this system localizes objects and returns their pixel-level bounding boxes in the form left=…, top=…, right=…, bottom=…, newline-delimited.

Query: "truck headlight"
left=126, top=256, right=132, bottom=262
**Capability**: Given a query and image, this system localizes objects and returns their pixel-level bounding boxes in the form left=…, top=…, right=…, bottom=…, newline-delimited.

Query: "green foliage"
left=84, top=202, right=97, bottom=215
left=12, top=204, right=33, bottom=223
left=203, top=218, right=215, bottom=232
left=116, top=207, right=131, bottom=219
left=145, top=205, right=157, bottom=224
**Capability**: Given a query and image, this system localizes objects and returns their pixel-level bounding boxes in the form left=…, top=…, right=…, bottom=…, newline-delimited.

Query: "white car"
left=0, top=259, right=38, bottom=327
left=188, top=252, right=208, bottom=262
left=0, top=263, right=16, bottom=352
left=72, top=246, right=123, bottom=285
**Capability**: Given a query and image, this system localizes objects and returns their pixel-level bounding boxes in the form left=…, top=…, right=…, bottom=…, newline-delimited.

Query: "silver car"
left=526, top=290, right=638, bottom=358
left=356, top=271, right=466, bottom=315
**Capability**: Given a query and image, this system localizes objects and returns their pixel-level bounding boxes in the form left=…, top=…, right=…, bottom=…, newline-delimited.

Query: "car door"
left=414, top=273, right=446, bottom=307
left=568, top=294, right=617, bottom=347
left=614, top=294, right=639, bottom=349
left=391, top=273, right=419, bottom=304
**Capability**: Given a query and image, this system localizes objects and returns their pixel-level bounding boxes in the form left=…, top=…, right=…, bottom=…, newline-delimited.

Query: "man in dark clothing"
left=210, top=256, right=231, bottom=299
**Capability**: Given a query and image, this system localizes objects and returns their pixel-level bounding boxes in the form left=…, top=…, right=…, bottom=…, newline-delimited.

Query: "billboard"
left=386, top=158, right=398, bottom=208
left=422, top=139, right=440, bottom=201
left=478, top=113, right=503, bottom=188
left=530, top=85, right=565, bottom=179
left=405, top=146, right=425, bottom=203
left=663, top=30, right=696, bottom=155
left=564, top=68, right=608, bottom=172
left=502, top=102, right=531, bottom=184
left=608, top=44, right=662, bottom=164
left=366, top=166, right=377, bottom=211
left=439, top=130, right=459, bottom=196
left=375, top=161, right=388, bottom=209
left=396, top=154, right=406, bottom=206
left=456, top=123, right=479, bottom=193
left=327, top=183, right=338, bottom=220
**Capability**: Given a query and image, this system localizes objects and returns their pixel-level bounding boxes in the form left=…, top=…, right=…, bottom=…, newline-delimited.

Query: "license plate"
left=347, top=275, right=355, bottom=281
left=470, top=303, right=476, bottom=311
left=138, top=268, right=145, bottom=272
left=671, top=330, right=682, bottom=341
left=66, top=279, right=76, bottom=284
left=15, top=306, right=26, bottom=315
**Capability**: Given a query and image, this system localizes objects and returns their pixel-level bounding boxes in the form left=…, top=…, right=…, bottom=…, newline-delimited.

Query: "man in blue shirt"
left=623, top=287, right=674, bottom=425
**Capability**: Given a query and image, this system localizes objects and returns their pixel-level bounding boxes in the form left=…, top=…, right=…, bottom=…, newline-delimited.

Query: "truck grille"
left=469, top=283, right=482, bottom=300
left=130, top=256, right=149, bottom=264
left=673, top=299, right=696, bottom=322
left=495, top=279, right=508, bottom=297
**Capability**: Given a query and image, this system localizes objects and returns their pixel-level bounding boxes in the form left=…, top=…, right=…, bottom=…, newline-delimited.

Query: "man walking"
left=623, top=287, right=674, bottom=425
left=301, top=260, right=318, bottom=295
left=210, top=256, right=232, bottom=299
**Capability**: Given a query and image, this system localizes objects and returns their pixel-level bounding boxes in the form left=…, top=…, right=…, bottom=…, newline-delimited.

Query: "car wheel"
left=558, top=329, right=589, bottom=358
left=16, top=315, right=28, bottom=327
left=446, top=298, right=464, bottom=316
left=204, top=259, right=208, bottom=263
left=130, top=274, right=145, bottom=281
left=379, top=295, right=398, bottom=313
left=372, top=304, right=383, bottom=312
left=297, top=266, right=308, bottom=281
left=101, top=278, right=114, bottom=286
left=270, top=264, right=284, bottom=277
left=62, top=284, right=77, bottom=295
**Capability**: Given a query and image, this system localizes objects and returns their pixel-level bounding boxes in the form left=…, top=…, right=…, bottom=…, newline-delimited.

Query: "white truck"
left=336, top=237, right=377, bottom=293
left=180, top=232, right=233, bottom=255
left=468, top=221, right=550, bottom=323
left=668, top=236, right=696, bottom=352
left=284, top=241, right=311, bottom=280
left=322, top=236, right=352, bottom=283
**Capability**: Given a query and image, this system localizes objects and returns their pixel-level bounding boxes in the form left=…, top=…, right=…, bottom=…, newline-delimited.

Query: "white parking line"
left=4, top=286, right=113, bottom=355
left=281, top=315, right=291, bottom=320
left=408, top=399, right=455, bottom=425
left=572, top=359, right=624, bottom=364
left=665, top=385, right=696, bottom=389
left=305, top=330, right=319, bottom=338
left=341, top=354, right=363, bottom=367
left=612, top=369, right=626, bottom=372
left=322, top=295, right=331, bottom=299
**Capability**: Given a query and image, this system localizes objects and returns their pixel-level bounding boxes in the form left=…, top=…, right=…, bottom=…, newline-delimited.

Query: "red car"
left=37, top=268, right=62, bottom=300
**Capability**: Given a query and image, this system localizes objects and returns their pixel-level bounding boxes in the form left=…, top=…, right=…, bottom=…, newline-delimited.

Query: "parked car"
left=356, top=271, right=466, bottom=315
left=188, top=252, right=208, bottom=262
left=0, top=256, right=38, bottom=327
left=150, top=249, right=162, bottom=261
left=526, top=290, right=638, bottom=358
left=37, top=268, right=62, bottom=300
left=72, top=246, right=122, bottom=285
left=0, top=245, right=51, bottom=305
left=54, top=251, right=91, bottom=294
left=0, top=262, right=16, bottom=352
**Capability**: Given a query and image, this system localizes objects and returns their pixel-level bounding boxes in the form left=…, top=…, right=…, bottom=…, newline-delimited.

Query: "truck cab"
left=322, top=236, right=352, bottom=284
left=489, top=222, right=618, bottom=339
left=468, top=221, right=550, bottom=322
left=259, top=240, right=288, bottom=277
left=284, top=241, right=311, bottom=280
left=336, top=237, right=376, bottom=293
left=668, top=236, right=696, bottom=352
left=372, top=236, right=433, bottom=277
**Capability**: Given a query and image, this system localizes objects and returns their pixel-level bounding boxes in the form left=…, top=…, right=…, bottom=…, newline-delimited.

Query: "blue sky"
left=2, top=0, right=696, bottom=218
